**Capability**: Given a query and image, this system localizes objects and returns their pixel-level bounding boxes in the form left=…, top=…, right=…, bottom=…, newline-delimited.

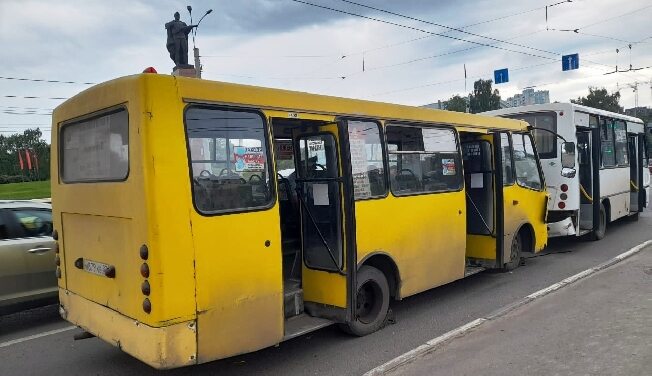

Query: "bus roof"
left=54, top=74, right=528, bottom=132
left=483, top=103, right=644, bottom=124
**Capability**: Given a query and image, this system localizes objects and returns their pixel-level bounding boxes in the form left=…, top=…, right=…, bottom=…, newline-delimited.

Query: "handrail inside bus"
left=295, top=184, right=343, bottom=272
left=579, top=184, right=593, bottom=202
left=465, top=191, right=493, bottom=234
left=630, top=180, right=639, bottom=191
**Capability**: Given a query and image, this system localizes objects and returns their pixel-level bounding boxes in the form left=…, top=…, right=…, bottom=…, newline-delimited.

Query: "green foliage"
left=571, top=87, right=623, bottom=113
left=445, top=95, right=468, bottom=112
left=0, top=128, right=50, bottom=182
left=469, top=79, right=501, bottom=114
left=0, top=180, right=51, bottom=199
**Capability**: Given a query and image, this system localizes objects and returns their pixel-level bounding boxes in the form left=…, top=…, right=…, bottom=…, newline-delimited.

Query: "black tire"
left=340, top=265, right=390, bottom=337
left=590, top=203, right=607, bottom=241
left=502, top=231, right=523, bottom=271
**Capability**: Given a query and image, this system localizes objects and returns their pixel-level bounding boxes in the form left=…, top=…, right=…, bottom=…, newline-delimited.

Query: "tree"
left=571, top=87, right=623, bottom=113
left=445, top=95, right=467, bottom=112
left=469, top=79, right=501, bottom=114
left=0, top=128, right=50, bottom=182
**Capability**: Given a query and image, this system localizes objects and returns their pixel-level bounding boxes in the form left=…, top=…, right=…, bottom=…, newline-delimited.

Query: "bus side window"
left=347, top=121, right=387, bottom=199
left=386, top=125, right=462, bottom=195
left=185, top=106, right=273, bottom=214
left=600, top=118, right=616, bottom=168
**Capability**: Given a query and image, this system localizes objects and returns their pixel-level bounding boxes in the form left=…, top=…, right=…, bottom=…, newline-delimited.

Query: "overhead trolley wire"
left=290, top=0, right=558, bottom=61
left=337, top=0, right=561, bottom=56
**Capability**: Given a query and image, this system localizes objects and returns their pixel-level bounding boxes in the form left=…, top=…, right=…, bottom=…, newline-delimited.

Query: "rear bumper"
left=59, top=289, right=197, bottom=369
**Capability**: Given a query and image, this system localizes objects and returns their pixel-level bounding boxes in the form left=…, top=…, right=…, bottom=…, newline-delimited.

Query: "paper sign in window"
left=312, top=184, right=330, bottom=206
left=470, top=173, right=484, bottom=188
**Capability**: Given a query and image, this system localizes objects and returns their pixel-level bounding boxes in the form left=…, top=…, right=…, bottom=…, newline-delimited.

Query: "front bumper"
left=59, top=289, right=197, bottom=369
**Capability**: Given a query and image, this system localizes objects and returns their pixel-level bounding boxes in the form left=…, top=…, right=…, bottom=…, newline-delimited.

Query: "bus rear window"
left=61, top=108, right=129, bottom=182
left=508, top=112, right=556, bottom=159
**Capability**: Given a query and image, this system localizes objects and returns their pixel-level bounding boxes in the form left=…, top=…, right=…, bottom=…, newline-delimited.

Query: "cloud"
left=1, top=0, right=651, bottom=142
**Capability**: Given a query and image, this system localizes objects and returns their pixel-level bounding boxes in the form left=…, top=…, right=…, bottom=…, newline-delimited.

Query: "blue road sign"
left=562, top=53, right=579, bottom=71
left=494, top=68, right=509, bottom=84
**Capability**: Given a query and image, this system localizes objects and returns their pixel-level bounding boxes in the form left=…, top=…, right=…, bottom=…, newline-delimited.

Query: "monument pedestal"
left=172, top=65, right=199, bottom=78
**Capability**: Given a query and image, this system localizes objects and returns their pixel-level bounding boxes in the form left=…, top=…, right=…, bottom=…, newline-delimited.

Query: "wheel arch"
left=515, top=222, right=535, bottom=253
left=358, top=251, right=402, bottom=300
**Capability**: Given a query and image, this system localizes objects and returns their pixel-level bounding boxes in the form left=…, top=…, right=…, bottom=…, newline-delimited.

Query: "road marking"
left=0, top=326, right=76, bottom=349
left=364, top=239, right=652, bottom=376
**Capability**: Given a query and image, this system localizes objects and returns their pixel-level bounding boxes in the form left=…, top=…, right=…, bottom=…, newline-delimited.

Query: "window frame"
left=183, top=104, right=276, bottom=217
left=512, top=132, right=545, bottom=192
left=384, top=122, right=464, bottom=198
left=59, top=105, right=130, bottom=184
left=341, top=118, right=389, bottom=201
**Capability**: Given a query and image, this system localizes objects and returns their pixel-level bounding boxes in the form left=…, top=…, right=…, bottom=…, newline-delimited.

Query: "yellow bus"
left=51, top=73, right=548, bottom=369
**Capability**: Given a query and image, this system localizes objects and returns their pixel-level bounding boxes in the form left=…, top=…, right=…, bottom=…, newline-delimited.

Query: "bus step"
left=283, top=314, right=333, bottom=341
left=284, top=280, right=304, bottom=318
left=464, top=266, right=485, bottom=277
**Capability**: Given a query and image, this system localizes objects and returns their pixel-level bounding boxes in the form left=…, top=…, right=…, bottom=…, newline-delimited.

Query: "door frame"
left=492, top=132, right=505, bottom=267
left=291, top=120, right=357, bottom=322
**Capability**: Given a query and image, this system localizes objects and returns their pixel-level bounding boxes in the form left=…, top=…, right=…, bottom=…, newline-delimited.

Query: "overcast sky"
left=1, top=0, right=651, bottom=142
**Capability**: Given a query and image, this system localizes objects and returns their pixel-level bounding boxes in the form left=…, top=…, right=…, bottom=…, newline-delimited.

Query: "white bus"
left=486, top=103, right=650, bottom=240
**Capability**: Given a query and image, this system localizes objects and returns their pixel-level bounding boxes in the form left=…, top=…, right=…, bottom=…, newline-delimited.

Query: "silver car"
left=0, top=200, right=57, bottom=315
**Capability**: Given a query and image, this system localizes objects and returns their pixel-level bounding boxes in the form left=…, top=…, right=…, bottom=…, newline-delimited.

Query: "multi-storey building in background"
left=505, top=88, right=550, bottom=108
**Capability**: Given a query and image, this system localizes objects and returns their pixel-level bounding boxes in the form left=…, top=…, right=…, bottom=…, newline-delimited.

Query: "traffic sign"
left=562, top=54, right=579, bottom=71
left=494, top=68, right=509, bottom=84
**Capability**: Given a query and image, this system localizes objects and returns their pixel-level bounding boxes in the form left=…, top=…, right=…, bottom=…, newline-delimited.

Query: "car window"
left=9, top=209, right=53, bottom=238
left=0, top=212, right=7, bottom=240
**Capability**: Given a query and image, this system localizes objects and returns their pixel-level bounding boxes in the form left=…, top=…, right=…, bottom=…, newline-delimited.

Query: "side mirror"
left=561, top=142, right=576, bottom=169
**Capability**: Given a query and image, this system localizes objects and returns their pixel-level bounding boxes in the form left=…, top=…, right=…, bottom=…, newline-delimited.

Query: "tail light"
left=558, top=202, right=566, bottom=209
left=560, top=184, right=568, bottom=192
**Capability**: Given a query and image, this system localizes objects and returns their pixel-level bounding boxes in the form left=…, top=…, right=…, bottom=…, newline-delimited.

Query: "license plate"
left=83, top=259, right=111, bottom=277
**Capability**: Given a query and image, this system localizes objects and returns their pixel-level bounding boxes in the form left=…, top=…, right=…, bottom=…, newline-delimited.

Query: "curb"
left=363, top=239, right=652, bottom=376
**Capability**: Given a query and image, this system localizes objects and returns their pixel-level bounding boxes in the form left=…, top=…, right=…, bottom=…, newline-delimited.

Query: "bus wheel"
left=503, top=231, right=523, bottom=271
left=341, top=265, right=389, bottom=337
left=591, top=203, right=607, bottom=241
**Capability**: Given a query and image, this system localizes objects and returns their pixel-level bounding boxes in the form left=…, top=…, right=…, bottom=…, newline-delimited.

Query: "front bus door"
left=293, top=123, right=354, bottom=323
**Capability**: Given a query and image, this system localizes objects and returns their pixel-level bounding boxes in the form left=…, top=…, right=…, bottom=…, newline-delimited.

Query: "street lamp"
left=187, top=6, right=213, bottom=78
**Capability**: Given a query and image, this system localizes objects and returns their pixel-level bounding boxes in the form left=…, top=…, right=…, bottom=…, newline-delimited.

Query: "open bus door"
left=577, top=129, right=594, bottom=231
left=628, top=134, right=640, bottom=213
left=291, top=122, right=356, bottom=325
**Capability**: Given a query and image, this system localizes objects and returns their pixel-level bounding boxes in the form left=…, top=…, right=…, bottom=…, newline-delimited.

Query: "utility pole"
left=627, top=82, right=639, bottom=116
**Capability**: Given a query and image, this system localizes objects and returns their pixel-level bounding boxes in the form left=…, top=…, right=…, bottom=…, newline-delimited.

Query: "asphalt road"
left=2, top=209, right=651, bottom=376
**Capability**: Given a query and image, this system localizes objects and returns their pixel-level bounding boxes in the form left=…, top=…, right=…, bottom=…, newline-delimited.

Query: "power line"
left=290, top=0, right=557, bottom=61
left=0, top=76, right=95, bottom=85
left=3, top=95, right=67, bottom=100
left=576, top=4, right=652, bottom=30
left=337, top=0, right=563, bottom=56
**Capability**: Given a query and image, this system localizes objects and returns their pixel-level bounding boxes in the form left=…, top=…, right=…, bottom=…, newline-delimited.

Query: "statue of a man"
left=165, top=12, right=197, bottom=67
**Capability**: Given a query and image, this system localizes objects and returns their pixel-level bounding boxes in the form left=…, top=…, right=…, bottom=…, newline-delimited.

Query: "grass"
left=0, top=180, right=51, bottom=200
